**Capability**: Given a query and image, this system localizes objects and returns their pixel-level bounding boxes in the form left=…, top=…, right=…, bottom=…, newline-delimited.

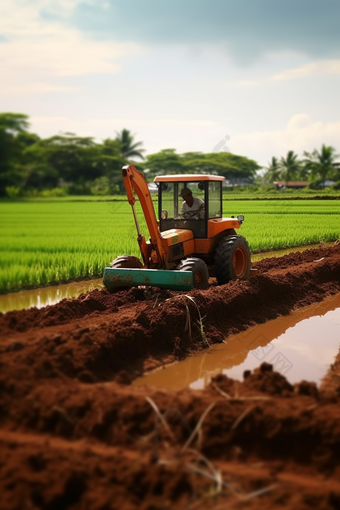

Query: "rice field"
left=1, top=199, right=340, bottom=293
left=228, top=200, right=340, bottom=252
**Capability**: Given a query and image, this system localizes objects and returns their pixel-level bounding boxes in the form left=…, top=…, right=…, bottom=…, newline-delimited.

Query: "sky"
left=1, top=0, right=340, bottom=168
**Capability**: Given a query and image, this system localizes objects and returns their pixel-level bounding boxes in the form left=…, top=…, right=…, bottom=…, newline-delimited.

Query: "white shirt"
left=181, top=197, right=205, bottom=219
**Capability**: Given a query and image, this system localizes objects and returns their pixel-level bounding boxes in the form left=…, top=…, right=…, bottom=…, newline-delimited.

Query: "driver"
left=180, top=187, right=205, bottom=219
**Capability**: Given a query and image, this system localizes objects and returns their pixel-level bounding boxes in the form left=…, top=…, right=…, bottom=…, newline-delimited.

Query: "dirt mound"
left=0, top=243, right=340, bottom=509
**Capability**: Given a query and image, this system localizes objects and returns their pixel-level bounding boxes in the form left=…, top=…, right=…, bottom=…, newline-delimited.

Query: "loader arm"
left=122, top=164, right=167, bottom=268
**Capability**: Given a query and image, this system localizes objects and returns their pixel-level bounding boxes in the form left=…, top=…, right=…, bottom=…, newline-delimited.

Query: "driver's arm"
left=180, top=201, right=187, bottom=218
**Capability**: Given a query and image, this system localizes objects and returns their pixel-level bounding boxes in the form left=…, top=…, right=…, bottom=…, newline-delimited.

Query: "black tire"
left=214, top=235, right=251, bottom=285
left=177, top=257, right=209, bottom=289
left=108, top=255, right=143, bottom=292
left=110, top=255, right=143, bottom=269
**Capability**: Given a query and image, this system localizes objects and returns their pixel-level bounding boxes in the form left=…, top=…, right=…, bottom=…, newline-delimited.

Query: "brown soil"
left=1, top=243, right=340, bottom=510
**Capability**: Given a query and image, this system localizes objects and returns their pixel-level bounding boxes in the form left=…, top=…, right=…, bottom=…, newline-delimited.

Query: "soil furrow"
left=0, top=243, right=340, bottom=509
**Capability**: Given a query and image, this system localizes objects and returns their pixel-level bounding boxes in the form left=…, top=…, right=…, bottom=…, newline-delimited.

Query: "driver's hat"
left=180, top=187, right=192, bottom=197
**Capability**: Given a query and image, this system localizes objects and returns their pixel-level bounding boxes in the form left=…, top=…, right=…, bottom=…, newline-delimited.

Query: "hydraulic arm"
left=121, top=164, right=166, bottom=268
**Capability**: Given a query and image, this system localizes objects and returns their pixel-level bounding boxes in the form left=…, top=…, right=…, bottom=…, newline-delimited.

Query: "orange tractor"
left=103, top=164, right=251, bottom=291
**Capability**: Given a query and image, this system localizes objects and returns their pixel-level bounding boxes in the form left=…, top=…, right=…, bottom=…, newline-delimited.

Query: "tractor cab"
left=154, top=174, right=225, bottom=239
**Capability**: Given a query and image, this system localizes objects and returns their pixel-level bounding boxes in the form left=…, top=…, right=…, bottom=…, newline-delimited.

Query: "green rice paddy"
left=1, top=198, right=339, bottom=293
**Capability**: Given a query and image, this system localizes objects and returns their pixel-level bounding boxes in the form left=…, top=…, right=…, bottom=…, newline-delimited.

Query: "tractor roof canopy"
left=154, top=174, right=225, bottom=182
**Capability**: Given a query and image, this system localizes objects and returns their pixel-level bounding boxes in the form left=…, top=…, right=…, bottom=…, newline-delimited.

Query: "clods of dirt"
left=0, top=243, right=340, bottom=509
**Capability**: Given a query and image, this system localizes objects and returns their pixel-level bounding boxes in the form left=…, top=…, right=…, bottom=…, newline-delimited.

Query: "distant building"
left=322, top=180, right=336, bottom=188
left=223, top=178, right=254, bottom=187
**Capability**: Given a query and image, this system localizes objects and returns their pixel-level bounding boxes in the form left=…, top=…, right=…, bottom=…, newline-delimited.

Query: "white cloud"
left=0, top=0, right=142, bottom=96
left=0, top=32, right=138, bottom=77
left=272, top=59, right=340, bottom=81
left=29, top=114, right=340, bottom=169
left=2, top=82, right=79, bottom=96
left=234, top=80, right=262, bottom=88
left=29, top=116, right=217, bottom=142
left=0, top=0, right=80, bottom=37
left=231, top=114, right=340, bottom=165
left=233, top=58, right=340, bottom=88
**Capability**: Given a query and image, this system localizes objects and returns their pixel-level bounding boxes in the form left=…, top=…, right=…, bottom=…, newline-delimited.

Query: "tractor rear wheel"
left=178, top=257, right=209, bottom=289
left=110, top=255, right=143, bottom=269
left=214, top=235, right=251, bottom=285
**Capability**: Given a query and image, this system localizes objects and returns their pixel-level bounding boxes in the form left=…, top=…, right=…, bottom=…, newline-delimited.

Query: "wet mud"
left=1, top=243, right=340, bottom=509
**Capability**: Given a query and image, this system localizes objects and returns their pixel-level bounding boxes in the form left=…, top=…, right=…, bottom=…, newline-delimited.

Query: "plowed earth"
left=1, top=244, right=340, bottom=510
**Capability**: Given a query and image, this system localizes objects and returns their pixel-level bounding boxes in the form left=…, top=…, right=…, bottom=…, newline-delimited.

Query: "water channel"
left=133, top=292, right=340, bottom=388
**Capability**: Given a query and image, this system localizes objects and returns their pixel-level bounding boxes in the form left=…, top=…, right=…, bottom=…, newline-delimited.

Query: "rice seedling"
left=1, top=198, right=339, bottom=292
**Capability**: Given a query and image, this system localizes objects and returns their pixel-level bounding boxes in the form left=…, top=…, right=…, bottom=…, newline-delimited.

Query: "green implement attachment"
left=103, top=267, right=193, bottom=292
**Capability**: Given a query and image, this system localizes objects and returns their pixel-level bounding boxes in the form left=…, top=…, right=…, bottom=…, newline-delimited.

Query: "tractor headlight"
left=237, top=215, right=244, bottom=224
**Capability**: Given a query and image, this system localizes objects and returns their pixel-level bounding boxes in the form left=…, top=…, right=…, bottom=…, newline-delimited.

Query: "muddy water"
left=134, top=292, right=340, bottom=388
left=0, top=279, right=103, bottom=313
left=0, top=243, right=332, bottom=313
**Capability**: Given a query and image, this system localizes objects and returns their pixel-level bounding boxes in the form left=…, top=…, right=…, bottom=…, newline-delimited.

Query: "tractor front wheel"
left=110, top=255, right=143, bottom=269
left=108, top=255, right=143, bottom=291
left=178, top=257, right=209, bottom=289
left=214, top=235, right=251, bottom=285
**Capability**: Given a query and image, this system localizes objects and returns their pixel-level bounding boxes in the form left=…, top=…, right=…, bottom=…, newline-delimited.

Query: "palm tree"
left=303, top=145, right=339, bottom=188
left=280, top=150, right=300, bottom=185
left=115, top=129, right=145, bottom=161
left=264, top=156, right=281, bottom=184
left=0, top=112, right=29, bottom=134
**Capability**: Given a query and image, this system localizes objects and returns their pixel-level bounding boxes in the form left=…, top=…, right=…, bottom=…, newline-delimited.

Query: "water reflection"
left=0, top=279, right=103, bottom=313
left=134, top=292, right=340, bottom=389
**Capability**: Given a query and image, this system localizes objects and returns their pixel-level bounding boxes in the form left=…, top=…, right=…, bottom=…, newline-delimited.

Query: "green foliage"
left=36, top=134, right=103, bottom=184
left=142, top=149, right=260, bottom=183
left=89, top=176, right=120, bottom=195
left=264, top=145, right=340, bottom=187
left=114, top=128, right=145, bottom=160
left=0, top=114, right=145, bottom=196
left=5, top=187, right=21, bottom=198
left=0, top=112, right=29, bottom=132
left=331, top=180, right=340, bottom=190
left=279, top=150, right=301, bottom=184
left=40, top=188, right=68, bottom=198
left=142, top=149, right=186, bottom=179
left=303, top=145, right=339, bottom=187
left=0, top=113, right=31, bottom=196
left=263, top=156, right=280, bottom=184
left=183, top=152, right=260, bottom=183
left=67, top=183, right=93, bottom=195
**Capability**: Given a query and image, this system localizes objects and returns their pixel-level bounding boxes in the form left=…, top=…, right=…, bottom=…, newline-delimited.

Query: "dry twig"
left=231, top=405, right=255, bottom=431
left=212, top=382, right=271, bottom=402
left=181, top=402, right=215, bottom=452
left=145, top=397, right=175, bottom=440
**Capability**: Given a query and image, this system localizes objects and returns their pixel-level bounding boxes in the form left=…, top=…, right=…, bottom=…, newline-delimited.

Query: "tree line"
left=0, top=113, right=145, bottom=197
left=263, top=148, right=340, bottom=189
left=0, top=112, right=261, bottom=197
left=0, top=112, right=339, bottom=197
left=0, top=113, right=260, bottom=197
